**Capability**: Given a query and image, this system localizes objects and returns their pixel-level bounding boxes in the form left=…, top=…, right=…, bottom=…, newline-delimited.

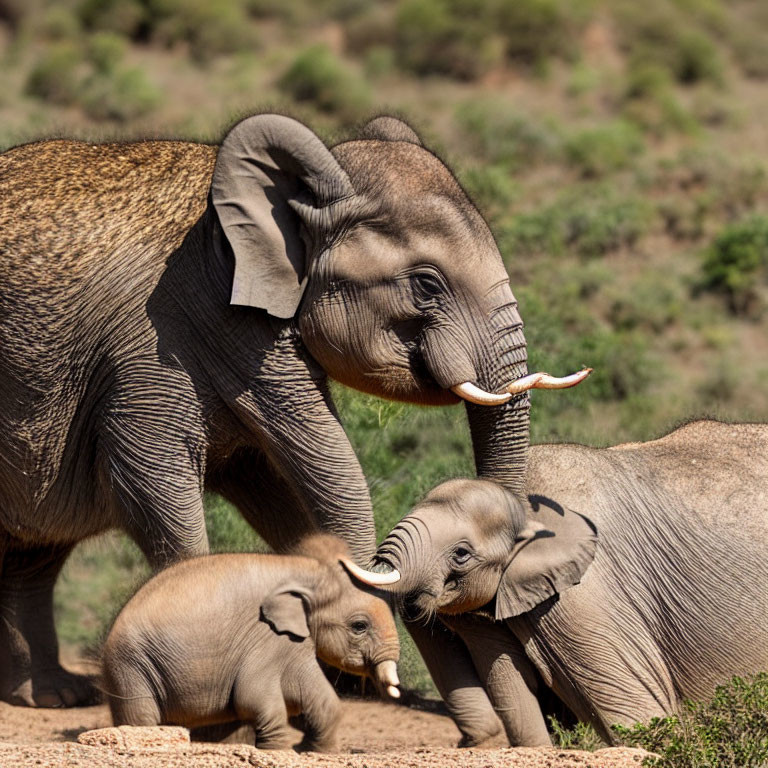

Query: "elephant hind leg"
left=102, top=665, right=162, bottom=726
left=0, top=542, right=98, bottom=707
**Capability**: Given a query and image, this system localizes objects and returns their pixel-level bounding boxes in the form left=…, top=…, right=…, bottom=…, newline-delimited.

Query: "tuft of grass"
left=614, top=674, right=768, bottom=768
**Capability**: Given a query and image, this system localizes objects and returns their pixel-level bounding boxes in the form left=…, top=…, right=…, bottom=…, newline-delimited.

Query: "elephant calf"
left=102, top=534, right=400, bottom=752
left=351, top=421, right=768, bottom=746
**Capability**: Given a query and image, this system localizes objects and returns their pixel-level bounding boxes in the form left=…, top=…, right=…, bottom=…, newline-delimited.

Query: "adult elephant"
left=0, top=115, right=585, bottom=715
left=352, top=420, right=768, bottom=745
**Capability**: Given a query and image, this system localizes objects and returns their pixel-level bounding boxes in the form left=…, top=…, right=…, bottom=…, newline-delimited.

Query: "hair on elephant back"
left=102, top=533, right=399, bottom=751
left=0, top=111, right=584, bottom=729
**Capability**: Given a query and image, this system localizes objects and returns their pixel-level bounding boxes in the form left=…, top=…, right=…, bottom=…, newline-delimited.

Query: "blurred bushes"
left=700, top=215, right=768, bottom=316
left=25, top=30, right=160, bottom=120
left=499, top=186, right=653, bottom=260
left=278, top=45, right=371, bottom=120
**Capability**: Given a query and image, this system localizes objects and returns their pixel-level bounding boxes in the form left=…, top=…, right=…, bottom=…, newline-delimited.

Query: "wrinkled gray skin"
left=0, top=114, right=525, bottom=739
left=102, top=535, right=399, bottom=752
left=374, top=421, right=768, bottom=745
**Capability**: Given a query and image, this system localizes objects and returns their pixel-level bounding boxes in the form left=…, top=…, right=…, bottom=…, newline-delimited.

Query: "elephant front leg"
left=441, top=613, right=551, bottom=747
left=292, top=661, right=341, bottom=753
left=406, top=617, right=503, bottom=746
left=225, top=375, right=377, bottom=563
left=0, top=543, right=96, bottom=707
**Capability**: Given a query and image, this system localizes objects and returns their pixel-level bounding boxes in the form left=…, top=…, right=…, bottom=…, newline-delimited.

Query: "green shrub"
left=80, top=65, right=161, bottom=121
left=40, top=5, right=82, bottom=40
left=615, top=674, right=768, bottom=768
left=622, top=62, right=698, bottom=136
left=615, top=0, right=726, bottom=87
left=25, top=42, right=83, bottom=105
left=495, top=0, right=591, bottom=67
left=564, top=120, right=644, bottom=178
left=499, top=187, right=653, bottom=261
left=549, top=718, right=604, bottom=750
left=147, top=0, right=259, bottom=61
left=278, top=45, right=370, bottom=120
left=460, top=164, right=519, bottom=221
left=78, top=0, right=146, bottom=38
left=394, top=0, right=504, bottom=81
left=455, top=98, right=560, bottom=170
left=699, top=215, right=768, bottom=315
left=88, top=30, right=128, bottom=73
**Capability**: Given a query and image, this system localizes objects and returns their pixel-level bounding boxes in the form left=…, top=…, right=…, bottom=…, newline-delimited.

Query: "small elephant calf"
left=102, top=534, right=400, bottom=752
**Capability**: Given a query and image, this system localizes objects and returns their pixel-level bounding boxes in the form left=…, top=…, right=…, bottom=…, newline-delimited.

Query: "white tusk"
left=339, top=558, right=401, bottom=586
left=530, top=368, right=593, bottom=390
left=377, top=660, right=400, bottom=687
left=450, top=382, right=512, bottom=406
left=505, top=372, right=546, bottom=395
left=375, top=661, right=400, bottom=699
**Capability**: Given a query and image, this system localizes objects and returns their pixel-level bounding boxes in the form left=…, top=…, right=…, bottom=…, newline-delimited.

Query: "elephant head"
left=211, top=114, right=589, bottom=497
left=263, top=534, right=401, bottom=698
left=345, top=479, right=598, bottom=621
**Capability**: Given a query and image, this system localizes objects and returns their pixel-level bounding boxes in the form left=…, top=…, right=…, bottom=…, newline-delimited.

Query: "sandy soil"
left=0, top=689, right=653, bottom=768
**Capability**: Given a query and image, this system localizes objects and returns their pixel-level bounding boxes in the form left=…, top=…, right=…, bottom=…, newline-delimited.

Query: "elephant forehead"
left=333, top=214, right=509, bottom=294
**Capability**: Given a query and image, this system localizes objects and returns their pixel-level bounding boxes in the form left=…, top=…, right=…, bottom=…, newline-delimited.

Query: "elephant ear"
left=495, top=496, right=598, bottom=621
left=359, top=116, right=422, bottom=145
left=261, top=587, right=311, bottom=640
left=212, top=114, right=356, bottom=318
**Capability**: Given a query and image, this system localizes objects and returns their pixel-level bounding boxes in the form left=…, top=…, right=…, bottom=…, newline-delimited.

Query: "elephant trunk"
left=465, top=292, right=531, bottom=497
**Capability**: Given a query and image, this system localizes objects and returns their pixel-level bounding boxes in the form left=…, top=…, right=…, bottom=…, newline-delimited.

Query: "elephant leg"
left=442, top=613, right=551, bottom=747
left=405, top=616, right=502, bottom=746
left=233, top=684, right=293, bottom=750
left=229, top=373, right=377, bottom=564
left=0, top=542, right=96, bottom=707
left=294, top=663, right=341, bottom=753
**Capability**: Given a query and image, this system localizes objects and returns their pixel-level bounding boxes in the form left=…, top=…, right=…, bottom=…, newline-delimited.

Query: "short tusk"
left=375, top=660, right=401, bottom=699
left=528, top=368, right=593, bottom=390
left=450, top=382, right=512, bottom=406
left=339, top=558, right=401, bottom=586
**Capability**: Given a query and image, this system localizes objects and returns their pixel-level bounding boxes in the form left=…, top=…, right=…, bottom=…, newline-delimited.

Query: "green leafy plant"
left=614, top=674, right=768, bottom=768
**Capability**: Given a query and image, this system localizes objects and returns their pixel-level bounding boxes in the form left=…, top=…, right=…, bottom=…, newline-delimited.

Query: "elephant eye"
left=452, top=547, right=472, bottom=565
left=411, top=272, right=444, bottom=302
left=350, top=619, right=370, bottom=635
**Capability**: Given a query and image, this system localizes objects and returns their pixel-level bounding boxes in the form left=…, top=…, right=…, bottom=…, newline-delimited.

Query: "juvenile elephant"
left=0, top=111, right=584, bottom=721
left=352, top=421, right=768, bottom=745
left=102, top=534, right=399, bottom=751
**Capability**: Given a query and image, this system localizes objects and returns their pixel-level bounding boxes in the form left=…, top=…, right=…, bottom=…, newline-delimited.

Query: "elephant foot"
left=5, top=666, right=100, bottom=708
left=457, top=719, right=502, bottom=748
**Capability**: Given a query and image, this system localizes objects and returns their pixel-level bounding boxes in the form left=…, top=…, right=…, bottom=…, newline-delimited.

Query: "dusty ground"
left=0, top=665, right=653, bottom=768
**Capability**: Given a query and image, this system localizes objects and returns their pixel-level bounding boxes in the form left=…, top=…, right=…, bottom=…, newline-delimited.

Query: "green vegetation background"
left=2, top=0, right=767, bottom=712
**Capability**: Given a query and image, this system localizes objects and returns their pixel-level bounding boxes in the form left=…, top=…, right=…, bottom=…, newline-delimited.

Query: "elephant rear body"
left=522, top=420, right=768, bottom=736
